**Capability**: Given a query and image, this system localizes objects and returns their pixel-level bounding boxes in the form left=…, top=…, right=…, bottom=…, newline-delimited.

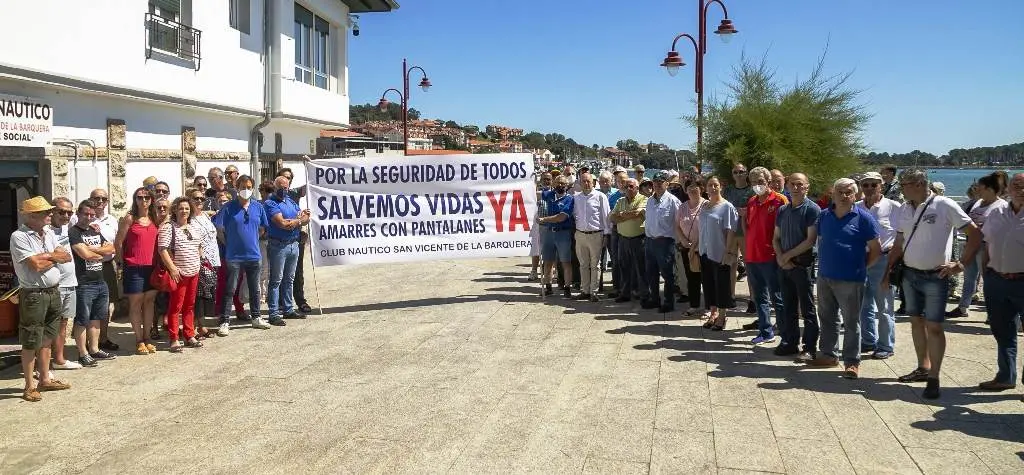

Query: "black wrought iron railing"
left=145, top=12, right=202, bottom=70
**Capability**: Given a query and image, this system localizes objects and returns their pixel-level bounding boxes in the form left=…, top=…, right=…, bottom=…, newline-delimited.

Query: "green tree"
left=522, top=131, right=547, bottom=150
left=698, top=53, right=870, bottom=187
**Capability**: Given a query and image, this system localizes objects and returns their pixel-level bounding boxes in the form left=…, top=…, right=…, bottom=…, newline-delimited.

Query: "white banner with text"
left=0, top=94, right=53, bottom=147
left=306, top=153, right=537, bottom=266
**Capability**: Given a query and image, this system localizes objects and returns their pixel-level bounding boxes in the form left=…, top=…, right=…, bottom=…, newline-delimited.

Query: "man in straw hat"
left=10, top=196, right=74, bottom=401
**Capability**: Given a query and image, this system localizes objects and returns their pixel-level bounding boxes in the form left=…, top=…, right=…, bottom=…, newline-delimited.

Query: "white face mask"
left=238, top=189, right=253, bottom=200
left=752, top=185, right=768, bottom=196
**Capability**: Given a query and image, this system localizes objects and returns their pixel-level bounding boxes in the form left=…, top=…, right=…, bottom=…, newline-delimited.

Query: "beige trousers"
left=575, top=231, right=604, bottom=294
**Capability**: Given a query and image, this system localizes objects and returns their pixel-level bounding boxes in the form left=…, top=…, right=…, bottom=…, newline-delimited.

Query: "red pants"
left=166, top=274, right=199, bottom=341
left=215, top=264, right=245, bottom=315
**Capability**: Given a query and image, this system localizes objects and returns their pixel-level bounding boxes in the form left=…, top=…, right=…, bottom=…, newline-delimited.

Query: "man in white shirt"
left=977, top=172, right=1024, bottom=392
left=572, top=172, right=611, bottom=302
left=48, top=198, right=83, bottom=371
left=883, top=168, right=981, bottom=400
left=643, top=171, right=682, bottom=312
left=856, top=172, right=901, bottom=360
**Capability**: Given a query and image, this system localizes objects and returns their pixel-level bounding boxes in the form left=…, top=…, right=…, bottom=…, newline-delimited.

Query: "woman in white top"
left=695, top=176, right=739, bottom=331
left=157, top=197, right=204, bottom=352
left=950, top=173, right=1007, bottom=318
left=188, top=188, right=219, bottom=339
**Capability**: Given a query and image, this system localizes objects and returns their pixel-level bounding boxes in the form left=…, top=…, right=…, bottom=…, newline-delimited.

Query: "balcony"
left=145, top=12, right=202, bottom=71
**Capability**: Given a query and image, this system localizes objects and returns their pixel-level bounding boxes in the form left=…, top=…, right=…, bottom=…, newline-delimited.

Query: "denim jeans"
left=860, top=255, right=896, bottom=353
left=983, top=269, right=1024, bottom=384
left=644, top=237, right=676, bottom=308
left=817, top=277, right=865, bottom=365
left=779, top=265, right=818, bottom=353
left=219, top=260, right=261, bottom=323
left=267, top=240, right=300, bottom=318
left=957, top=250, right=984, bottom=310
left=617, top=236, right=648, bottom=299
left=902, top=268, right=950, bottom=323
left=747, top=262, right=782, bottom=339
left=74, top=281, right=110, bottom=328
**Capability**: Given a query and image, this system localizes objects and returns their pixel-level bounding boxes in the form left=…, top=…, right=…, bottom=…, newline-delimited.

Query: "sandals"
left=22, top=389, right=42, bottom=402
left=136, top=342, right=151, bottom=355
left=38, top=379, right=71, bottom=391
left=711, top=314, right=728, bottom=332
left=168, top=342, right=184, bottom=353
left=185, top=338, right=203, bottom=348
left=897, top=367, right=930, bottom=383
left=702, top=314, right=717, bottom=329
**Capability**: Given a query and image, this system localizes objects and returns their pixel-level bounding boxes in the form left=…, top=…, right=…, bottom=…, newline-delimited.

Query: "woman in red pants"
left=157, top=196, right=204, bottom=352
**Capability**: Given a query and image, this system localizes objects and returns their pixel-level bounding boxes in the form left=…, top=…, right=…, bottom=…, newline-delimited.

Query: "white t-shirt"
left=894, top=194, right=972, bottom=270
left=48, top=224, right=79, bottom=288
left=967, top=198, right=1007, bottom=228
left=856, top=197, right=900, bottom=252
left=981, top=203, right=1024, bottom=273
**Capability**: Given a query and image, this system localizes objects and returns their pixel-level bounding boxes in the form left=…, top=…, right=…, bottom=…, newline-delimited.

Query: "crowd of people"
left=531, top=163, right=1024, bottom=400
left=11, top=166, right=312, bottom=402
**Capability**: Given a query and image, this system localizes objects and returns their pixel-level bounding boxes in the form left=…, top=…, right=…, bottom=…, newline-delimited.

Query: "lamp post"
left=660, top=0, right=737, bottom=166
left=377, top=58, right=431, bottom=156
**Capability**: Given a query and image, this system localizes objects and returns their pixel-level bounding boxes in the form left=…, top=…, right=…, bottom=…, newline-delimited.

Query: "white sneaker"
left=251, top=317, right=271, bottom=330
left=217, top=322, right=230, bottom=337
left=528, top=271, right=538, bottom=281
left=52, top=360, right=83, bottom=370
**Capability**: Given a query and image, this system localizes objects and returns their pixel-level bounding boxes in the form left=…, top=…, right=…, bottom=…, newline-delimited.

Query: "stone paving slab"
left=1, top=257, right=1023, bottom=474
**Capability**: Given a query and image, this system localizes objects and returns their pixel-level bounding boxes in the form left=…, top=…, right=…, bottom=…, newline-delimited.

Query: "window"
left=294, top=3, right=330, bottom=90
left=229, top=0, right=250, bottom=34
left=146, top=0, right=198, bottom=64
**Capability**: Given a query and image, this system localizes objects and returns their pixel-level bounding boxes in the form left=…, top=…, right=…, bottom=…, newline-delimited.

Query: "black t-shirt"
left=69, top=225, right=106, bottom=282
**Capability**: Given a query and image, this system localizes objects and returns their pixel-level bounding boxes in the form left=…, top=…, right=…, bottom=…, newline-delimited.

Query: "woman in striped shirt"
left=157, top=196, right=204, bottom=352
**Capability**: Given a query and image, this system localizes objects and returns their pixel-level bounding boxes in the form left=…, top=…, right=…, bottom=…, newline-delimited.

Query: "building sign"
left=306, top=153, right=537, bottom=265
left=0, top=94, right=53, bottom=147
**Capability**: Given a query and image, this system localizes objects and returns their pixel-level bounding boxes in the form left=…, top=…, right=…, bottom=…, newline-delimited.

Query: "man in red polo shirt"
left=744, top=167, right=789, bottom=344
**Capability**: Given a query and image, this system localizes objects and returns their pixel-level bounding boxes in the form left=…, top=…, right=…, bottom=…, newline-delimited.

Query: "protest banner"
left=305, top=153, right=537, bottom=266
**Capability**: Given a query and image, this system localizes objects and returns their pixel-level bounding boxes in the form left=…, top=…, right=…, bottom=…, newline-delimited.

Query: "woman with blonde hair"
left=157, top=196, right=204, bottom=351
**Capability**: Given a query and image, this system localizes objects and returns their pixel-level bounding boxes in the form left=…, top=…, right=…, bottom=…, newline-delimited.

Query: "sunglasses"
left=92, top=197, right=109, bottom=202
left=155, top=189, right=169, bottom=195
left=191, top=196, right=204, bottom=201
left=861, top=182, right=880, bottom=188
left=195, top=182, right=208, bottom=188
left=135, top=195, right=151, bottom=201
left=209, top=175, right=223, bottom=180
left=732, top=171, right=748, bottom=175
left=56, top=210, right=74, bottom=216
left=157, top=206, right=168, bottom=211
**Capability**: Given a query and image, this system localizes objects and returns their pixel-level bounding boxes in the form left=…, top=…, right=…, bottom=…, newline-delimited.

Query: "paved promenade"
left=1, top=258, right=1022, bottom=474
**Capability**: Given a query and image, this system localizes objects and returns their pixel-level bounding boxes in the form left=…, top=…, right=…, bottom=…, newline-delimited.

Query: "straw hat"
left=143, top=176, right=159, bottom=187
left=19, top=196, right=55, bottom=213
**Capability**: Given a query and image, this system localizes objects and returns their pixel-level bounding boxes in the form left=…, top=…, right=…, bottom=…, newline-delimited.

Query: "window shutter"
left=238, top=0, right=251, bottom=34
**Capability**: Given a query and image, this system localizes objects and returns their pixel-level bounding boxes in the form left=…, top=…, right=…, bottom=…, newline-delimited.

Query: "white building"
left=0, top=0, right=397, bottom=234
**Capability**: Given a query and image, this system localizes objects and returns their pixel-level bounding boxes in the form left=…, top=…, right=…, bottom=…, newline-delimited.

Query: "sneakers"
left=235, top=311, right=252, bottom=322
left=794, top=351, right=815, bottom=363
left=844, top=365, right=860, bottom=379
left=897, top=368, right=929, bottom=383
left=805, top=356, right=840, bottom=367
left=268, top=317, right=287, bottom=327
left=923, top=378, right=941, bottom=399
left=52, top=360, right=83, bottom=370
left=90, top=350, right=116, bottom=360
left=78, top=355, right=98, bottom=367
left=217, top=322, right=230, bottom=336
left=527, top=270, right=538, bottom=281
left=99, top=340, right=119, bottom=351
left=871, top=351, right=894, bottom=360
left=773, top=345, right=799, bottom=356
left=751, top=335, right=775, bottom=345
left=251, top=317, right=271, bottom=329
left=945, top=307, right=968, bottom=319
left=589, top=294, right=600, bottom=302
left=543, top=284, right=554, bottom=296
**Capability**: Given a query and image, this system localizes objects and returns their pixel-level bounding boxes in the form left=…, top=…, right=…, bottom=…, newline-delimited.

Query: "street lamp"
left=660, top=0, right=737, bottom=166
left=378, top=58, right=432, bottom=156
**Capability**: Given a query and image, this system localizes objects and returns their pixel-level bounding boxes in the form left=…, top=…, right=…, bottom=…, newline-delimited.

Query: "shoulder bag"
left=890, top=195, right=935, bottom=286
left=150, top=224, right=179, bottom=292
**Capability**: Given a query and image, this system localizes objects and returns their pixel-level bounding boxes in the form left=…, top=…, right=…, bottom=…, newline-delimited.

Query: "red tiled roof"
left=407, top=150, right=472, bottom=155
left=320, top=129, right=367, bottom=138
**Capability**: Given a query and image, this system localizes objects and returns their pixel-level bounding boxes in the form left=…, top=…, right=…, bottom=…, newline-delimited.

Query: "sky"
left=347, top=0, right=1024, bottom=156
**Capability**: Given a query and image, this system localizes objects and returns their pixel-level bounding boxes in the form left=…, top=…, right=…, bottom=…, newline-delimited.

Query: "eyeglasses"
left=191, top=196, right=204, bottom=202
left=733, top=170, right=748, bottom=175
left=56, top=210, right=74, bottom=216
left=92, top=197, right=109, bottom=202
left=195, top=183, right=208, bottom=188
left=861, top=182, right=880, bottom=188
left=209, top=175, right=223, bottom=180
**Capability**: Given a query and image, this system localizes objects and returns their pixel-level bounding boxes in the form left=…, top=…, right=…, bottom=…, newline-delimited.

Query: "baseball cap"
left=859, top=171, right=883, bottom=182
left=612, top=166, right=627, bottom=173
left=652, top=171, right=670, bottom=182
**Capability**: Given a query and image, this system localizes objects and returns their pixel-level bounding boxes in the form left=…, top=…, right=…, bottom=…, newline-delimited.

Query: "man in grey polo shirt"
left=772, top=173, right=821, bottom=361
left=11, top=196, right=73, bottom=401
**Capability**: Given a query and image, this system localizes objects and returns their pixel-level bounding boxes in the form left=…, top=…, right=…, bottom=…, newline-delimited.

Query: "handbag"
left=683, top=200, right=704, bottom=272
left=150, top=224, right=179, bottom=292
left=890, top=195, right=935, bottom=285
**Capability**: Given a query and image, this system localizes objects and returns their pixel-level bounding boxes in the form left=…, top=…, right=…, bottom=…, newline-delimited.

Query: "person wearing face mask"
left=265, top=176, right=310, bottom=323
left=214, top=175, right=270, bottom=334
left=742, top=167, right=789, bottom=345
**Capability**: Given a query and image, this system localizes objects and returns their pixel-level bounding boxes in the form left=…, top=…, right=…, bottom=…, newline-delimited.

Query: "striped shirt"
left=158, top=222, right=203, bottom=277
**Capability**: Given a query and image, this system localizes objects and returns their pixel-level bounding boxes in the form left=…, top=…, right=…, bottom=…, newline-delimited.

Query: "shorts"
left=123, top=265, right=155, bottom=295
left=529, top=225, right=542, bottom=257
left=541, top=228, right=573, bottom=262
left=902, top=267, right=950, bottom=323
left=74, top=281, right=110, bottom=327
left=59, top=287, right=76, bottom=320
left=18, top=287, right=62, bottom=350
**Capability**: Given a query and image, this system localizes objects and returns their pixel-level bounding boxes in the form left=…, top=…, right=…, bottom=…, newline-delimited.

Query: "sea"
left=921, top=168, right=1023, bottom=201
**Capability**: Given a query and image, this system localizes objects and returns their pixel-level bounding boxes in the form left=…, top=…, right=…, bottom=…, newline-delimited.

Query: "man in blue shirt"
left=214, top=175, right=270, bottom=333
left=538, top=175, right=575, bottom=297
left=805, top=178, right=883, bottom=379
left=265, top=176, right=310, bottom=323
